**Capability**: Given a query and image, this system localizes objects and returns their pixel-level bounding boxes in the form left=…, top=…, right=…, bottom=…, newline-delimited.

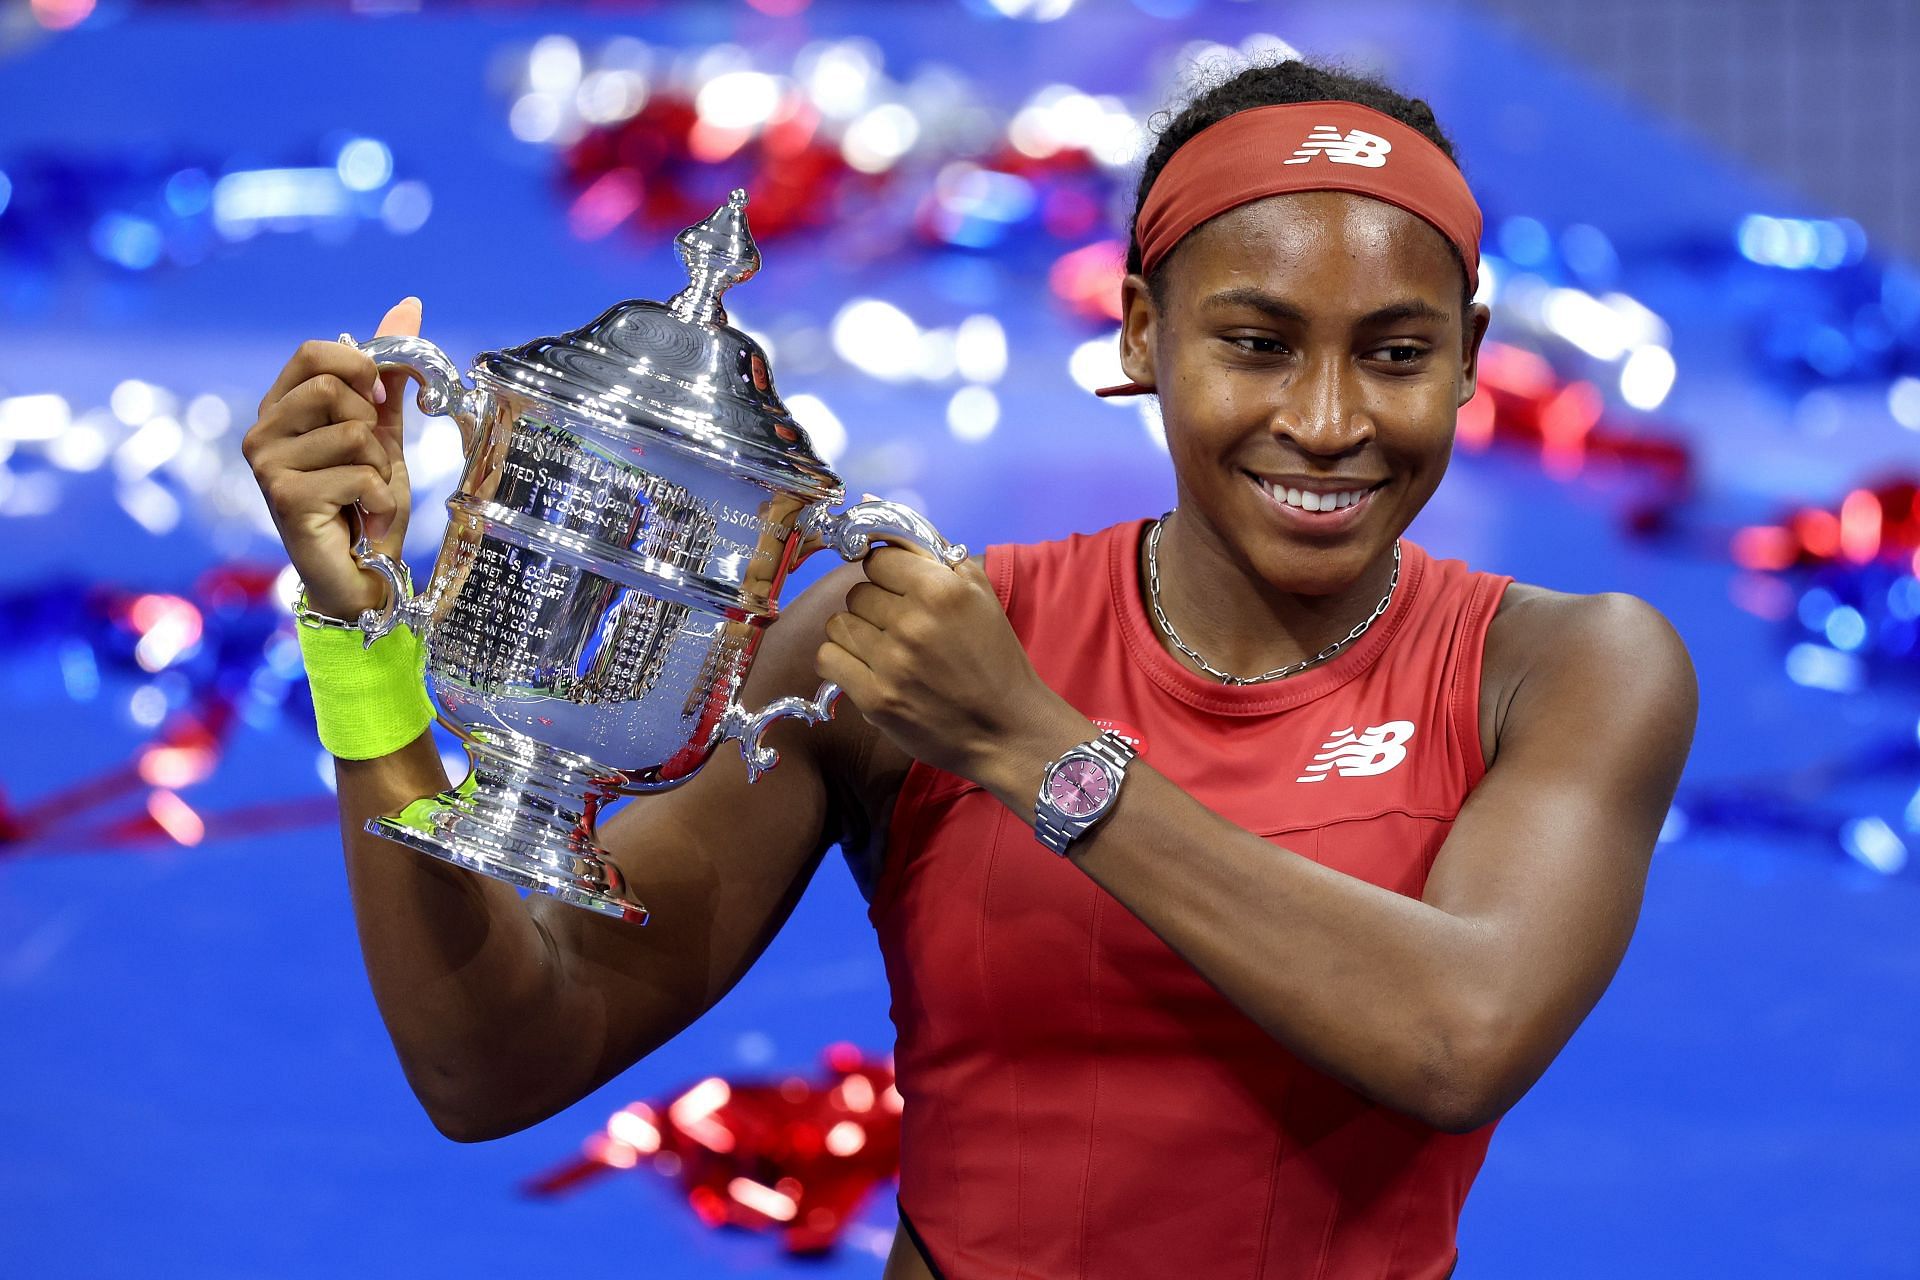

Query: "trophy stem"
left=366, top=731, right=648, bottom=924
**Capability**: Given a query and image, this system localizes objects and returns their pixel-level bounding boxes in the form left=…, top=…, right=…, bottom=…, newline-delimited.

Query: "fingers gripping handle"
left=336, top=332, right=483, bottom=644
left=718, top=498, right=968, bottom=781
left=807, top=498, right=968, bottom=570
left=342, top=503, right=416, bottom=645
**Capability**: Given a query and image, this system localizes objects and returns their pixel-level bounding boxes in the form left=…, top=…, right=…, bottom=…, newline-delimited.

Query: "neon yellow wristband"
left=296, top=620, right=436, bottom=760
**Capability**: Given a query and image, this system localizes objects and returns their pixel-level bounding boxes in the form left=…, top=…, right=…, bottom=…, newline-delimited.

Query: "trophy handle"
left=715, top=682, right=844, bottom=783
left=336, top=331, right=485, bottom=644
left=716, top=498, right=967, bottom=781
left=804, top=497, right=968, bottom=570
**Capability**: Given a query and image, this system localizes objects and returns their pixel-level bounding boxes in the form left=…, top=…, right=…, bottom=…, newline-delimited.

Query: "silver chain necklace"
left=1144, top=515, right=1401, bottom=685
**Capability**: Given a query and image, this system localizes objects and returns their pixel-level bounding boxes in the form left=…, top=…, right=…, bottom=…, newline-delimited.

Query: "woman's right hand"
left=242, top=297, right=422, bottom=621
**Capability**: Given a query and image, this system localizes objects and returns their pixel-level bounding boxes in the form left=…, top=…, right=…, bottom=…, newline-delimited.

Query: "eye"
left=1371, top=343, right=1429, bottom=365
left=1226, top=335, right=1289, bottom=356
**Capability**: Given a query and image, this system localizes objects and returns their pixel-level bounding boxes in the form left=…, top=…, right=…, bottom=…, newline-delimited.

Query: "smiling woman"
left=1123, top=179, right=1485, bottom=612
left=253, top=53, right=1696, bottom=1280
left=835, top=58, right=1697, bottom=1280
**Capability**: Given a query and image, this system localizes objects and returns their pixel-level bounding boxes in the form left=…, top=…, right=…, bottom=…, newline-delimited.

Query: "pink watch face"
left=1046, top=758, right=1112, bottom=818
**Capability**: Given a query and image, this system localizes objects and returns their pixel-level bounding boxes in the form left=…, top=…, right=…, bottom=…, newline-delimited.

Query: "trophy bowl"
left=338, top=191, right=963, bottom=925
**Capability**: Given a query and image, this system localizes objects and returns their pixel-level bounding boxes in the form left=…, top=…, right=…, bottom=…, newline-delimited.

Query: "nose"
left=1270, top=353, right=1374, bottom=458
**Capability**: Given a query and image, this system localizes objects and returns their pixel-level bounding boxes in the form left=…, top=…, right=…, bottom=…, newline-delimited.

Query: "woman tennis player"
left=245, top=58, right=1695, bottom=1280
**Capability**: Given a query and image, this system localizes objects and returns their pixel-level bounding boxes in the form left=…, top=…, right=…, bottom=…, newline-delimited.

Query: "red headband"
left=1098, top=100, right=1484, bottom=397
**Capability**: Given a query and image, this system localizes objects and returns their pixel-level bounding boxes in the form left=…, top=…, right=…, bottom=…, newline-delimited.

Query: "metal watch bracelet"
left=1034, top=729, right=1137, bottom=855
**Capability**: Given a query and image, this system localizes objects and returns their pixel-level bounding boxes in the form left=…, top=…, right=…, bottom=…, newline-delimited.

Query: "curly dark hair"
left=1128, top=58, right=1470, bottom=308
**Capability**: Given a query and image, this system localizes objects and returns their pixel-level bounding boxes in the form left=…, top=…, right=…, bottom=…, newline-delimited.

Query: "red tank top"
left=870, top=519, right=1512, bottom=1280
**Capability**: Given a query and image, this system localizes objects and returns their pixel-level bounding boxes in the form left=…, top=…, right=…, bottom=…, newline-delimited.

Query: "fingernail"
left=372, top=379, right=387, bottom=405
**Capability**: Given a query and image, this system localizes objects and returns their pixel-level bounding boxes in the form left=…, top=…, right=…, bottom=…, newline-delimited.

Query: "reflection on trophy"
left=338, top=190, right=964, bottom=926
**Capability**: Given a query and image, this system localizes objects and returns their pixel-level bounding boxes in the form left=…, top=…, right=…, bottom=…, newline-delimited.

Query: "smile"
left=1244, top=472, right=1386, bottom=522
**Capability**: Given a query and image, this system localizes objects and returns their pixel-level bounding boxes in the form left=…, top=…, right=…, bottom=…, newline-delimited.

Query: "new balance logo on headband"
left=1284, top=125, right=1392, bottom=169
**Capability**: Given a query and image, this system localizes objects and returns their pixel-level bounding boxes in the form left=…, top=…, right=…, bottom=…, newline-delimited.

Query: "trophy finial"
left=668, top=188, right=761, bottom=325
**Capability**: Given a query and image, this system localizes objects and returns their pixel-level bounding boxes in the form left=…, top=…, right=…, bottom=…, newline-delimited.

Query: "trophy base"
left=366, top=734, right=649, bottom=925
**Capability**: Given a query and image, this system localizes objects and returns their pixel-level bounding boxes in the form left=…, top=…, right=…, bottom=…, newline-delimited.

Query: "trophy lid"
left=476, top=190, right=841, bottom=501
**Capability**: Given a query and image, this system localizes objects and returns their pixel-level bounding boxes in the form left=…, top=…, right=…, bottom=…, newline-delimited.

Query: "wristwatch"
left=1033, top=729, right=1138, bottom=855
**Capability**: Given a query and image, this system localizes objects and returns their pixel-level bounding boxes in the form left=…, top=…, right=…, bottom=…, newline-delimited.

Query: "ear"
left=1457, top=301, right=1492, bottom=405
left=1118, top=273, right=1160, bottom=392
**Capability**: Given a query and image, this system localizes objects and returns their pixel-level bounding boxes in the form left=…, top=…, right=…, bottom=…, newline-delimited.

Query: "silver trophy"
left=338, top=190, right=962, bottom=925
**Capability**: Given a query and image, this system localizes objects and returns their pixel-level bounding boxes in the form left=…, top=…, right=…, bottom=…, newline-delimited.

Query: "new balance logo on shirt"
left=1297, top=721, right=1415, bottom=783
left=1285, top=125, right=1393, bottom=169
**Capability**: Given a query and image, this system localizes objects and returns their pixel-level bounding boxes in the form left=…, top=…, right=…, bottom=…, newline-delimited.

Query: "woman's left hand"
left=817, top=545, right=1086, bottom=791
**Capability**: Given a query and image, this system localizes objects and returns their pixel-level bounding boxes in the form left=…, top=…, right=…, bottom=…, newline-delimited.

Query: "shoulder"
left=1484, top=583, right=1696, bottom=761
left=989, top=519, right=1142, bottom=568
left=989, top=519, right=1145, bottom=609
left=1491, top=583, right=1692, bottom=675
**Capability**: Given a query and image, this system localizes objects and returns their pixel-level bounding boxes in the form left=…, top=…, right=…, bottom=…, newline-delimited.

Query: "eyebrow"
left=1200, top=287, right=1454, bottom=328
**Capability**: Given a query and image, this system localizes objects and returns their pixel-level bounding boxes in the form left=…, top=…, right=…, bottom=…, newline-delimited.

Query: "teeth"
left=1255, top=477, right=1369, bottom=513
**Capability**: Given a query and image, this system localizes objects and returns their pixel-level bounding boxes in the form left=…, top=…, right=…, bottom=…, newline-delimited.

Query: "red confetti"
left=0, top=562, right=338, bottom=861
left=525, top=1044, right=903, bottom=1255
left=1737, top=478, right=1920, bottom=571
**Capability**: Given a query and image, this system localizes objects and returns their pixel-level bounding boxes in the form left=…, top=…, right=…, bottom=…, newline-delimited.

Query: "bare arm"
left=972, top=591, right=1696, bottom=1132
left=820, top=546, right=1696, bottom=1134
left=334, top=565, right=867, bottom=1141
left=245, top=307, right=876, bottom=1141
